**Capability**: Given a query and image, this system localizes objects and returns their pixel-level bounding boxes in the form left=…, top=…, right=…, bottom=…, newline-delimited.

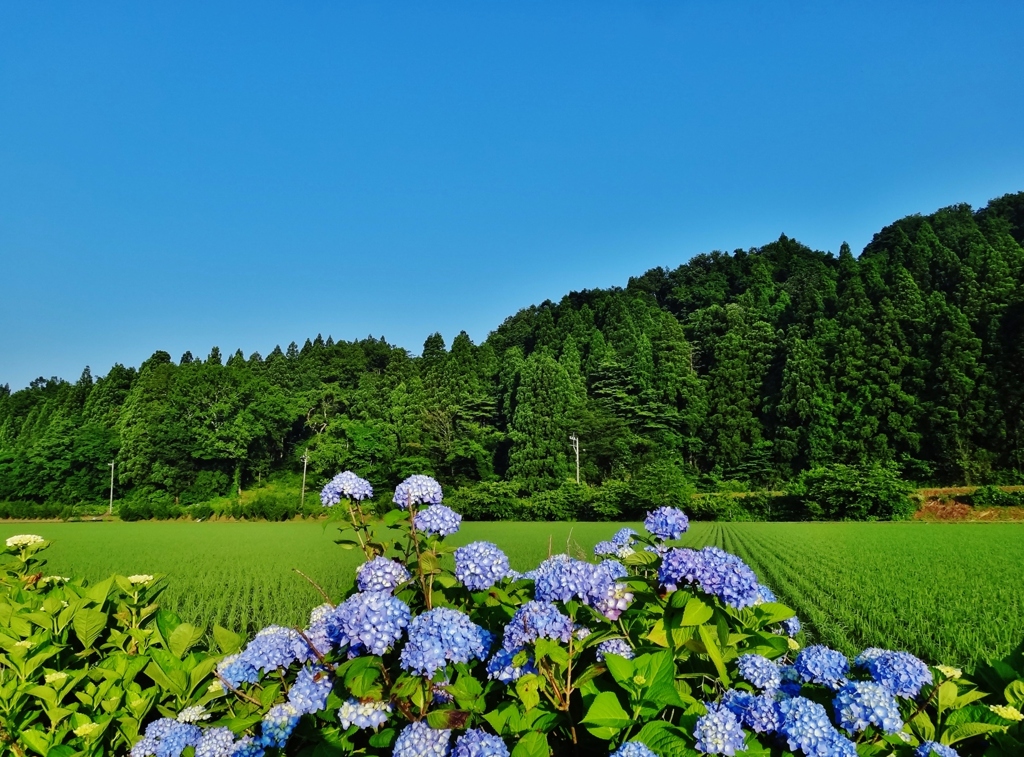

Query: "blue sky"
left=2, top=2, right=1022, bottom=390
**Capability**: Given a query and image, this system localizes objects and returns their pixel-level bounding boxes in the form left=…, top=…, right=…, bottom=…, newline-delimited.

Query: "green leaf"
left=679, top=598, right=714, bottom=626
left=754, top=602, right=795, bottom=624
left=368, top=728, right=397, bottom=748
left=623, top=550, right=659, bottom=567
left=419, top=552, right=441, bottom=575
left=942, top=722, right=1007, bottom=744
left=633, top=720, right=699, bottom=757
left=510, top=731, right=548, bottom=757
left=72, top=608, right=108, bottom=649
left=604, top=652, right=636, bottom=689
left=19, top=729, right=52, bottom=756
left=382, top=509, right=406, bottom=527
left=427, top=710, right=471, bottom=729
left=937, top=680, right=958, bottom=715
left=582, top=690, right=631, bottom=739
left=515, top=674, right=540, bottom=711
left=535, top=637, right=569, bottom=667
left=698, top=624, right=730, bottom=685
left=155, top=609, right=182, bottom=646
left=85, top=576, right=114, bottom=604
left=1005, top=680, right=1024, bottom=708
left=168, top=623, right=204, bottom=658
left=212, top=625, right=245, bottom=655
left=909, top=711, right=935, bottom=742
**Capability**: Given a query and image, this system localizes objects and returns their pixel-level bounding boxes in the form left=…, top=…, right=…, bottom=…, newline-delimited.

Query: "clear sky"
left=2, top=2, right=1022, bottom=390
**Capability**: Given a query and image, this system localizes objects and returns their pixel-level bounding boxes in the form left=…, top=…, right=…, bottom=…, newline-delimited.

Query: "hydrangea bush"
left=3, top=472, right=1023, bottom=757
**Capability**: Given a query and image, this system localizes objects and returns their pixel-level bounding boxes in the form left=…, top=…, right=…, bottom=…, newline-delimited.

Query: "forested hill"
left=2, top=192, right=1024, bottom=508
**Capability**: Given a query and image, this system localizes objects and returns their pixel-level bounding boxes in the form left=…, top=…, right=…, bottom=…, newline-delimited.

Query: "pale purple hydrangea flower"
left=455, top=542, right=511, bottom=591
left=502, top=601, right=573, bottom=650
left=393, top=475, right=444, bottom=509
left=320, top=471, right=373, bottom=505
left=659, top=546, right=761, bottom=609
left=596, top=638, right=634, bottom=661
left=644, top=507, right=689, bottom=540
left=356, top=557, right=411, bottom=593
left=338, top=699, right=391, bottom=730
left=415, top=504, right=462, bottom=536
left=694, top=702, right=746, bottom=755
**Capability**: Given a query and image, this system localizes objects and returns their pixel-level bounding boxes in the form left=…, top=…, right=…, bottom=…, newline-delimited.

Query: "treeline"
left=1, top=192, right=1023, bottom=514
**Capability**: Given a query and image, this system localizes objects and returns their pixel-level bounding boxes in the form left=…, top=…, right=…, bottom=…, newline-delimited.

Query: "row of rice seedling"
left=2, top=520, right=1021, bottom=669
left=708, top=522, right=1024, bottom=669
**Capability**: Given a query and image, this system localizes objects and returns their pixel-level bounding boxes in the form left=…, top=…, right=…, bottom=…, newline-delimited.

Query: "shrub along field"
left=2, top=520, right=1021, bottom=670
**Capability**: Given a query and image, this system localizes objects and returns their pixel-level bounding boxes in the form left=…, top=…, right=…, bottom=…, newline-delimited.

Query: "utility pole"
left=569, top=434, right=580, bottom=485
left=108, top=462, right=115, bottom=516
left=300, top=452, right=309, bottom=507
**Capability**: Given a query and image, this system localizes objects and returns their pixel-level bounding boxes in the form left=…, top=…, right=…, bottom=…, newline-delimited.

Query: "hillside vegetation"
left=2, top=192, right=1023, bottom=514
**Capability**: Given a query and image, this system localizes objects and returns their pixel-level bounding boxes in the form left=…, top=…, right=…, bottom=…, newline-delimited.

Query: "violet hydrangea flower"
left=393, top=721, right=451, bottom=757
left=356, top=557, right=410, bottom=593
left=644, top=507, right=689, bottom=540
left=415, top=504, right=462, bottom=536
left=320, top=471, right=373, bottom=506
left=694, top=702, right=746, bottom=755
left=400, top=607, right=490, bottom=677
left=393, top=475, right=444, bottom=509
left=502, top=601, right=573, bottom=650
left=455, top=541, right=511, bottom=591
left=453, top=729, right=510, bottom=757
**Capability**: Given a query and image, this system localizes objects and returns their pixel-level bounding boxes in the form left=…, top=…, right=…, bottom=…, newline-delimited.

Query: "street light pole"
left=569, top=434, right=580, bottom=485
left=108, top=461, right=115, bottom=516
left=300, top=452, right=309, bottom=507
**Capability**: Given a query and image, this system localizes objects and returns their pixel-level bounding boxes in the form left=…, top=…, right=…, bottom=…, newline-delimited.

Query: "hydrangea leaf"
left=510, top=731, right=548, bottom=757
left=72, top=608, right=107, bottom=649
left=582, top=690, right=631, bottom=737
left=678, top=598, right=714, bottom=627
left=1006, top=680, right=1024, bottom=708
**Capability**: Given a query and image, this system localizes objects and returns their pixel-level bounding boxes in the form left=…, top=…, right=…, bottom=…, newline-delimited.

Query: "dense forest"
left=2, top=192, right=1023, bottom=515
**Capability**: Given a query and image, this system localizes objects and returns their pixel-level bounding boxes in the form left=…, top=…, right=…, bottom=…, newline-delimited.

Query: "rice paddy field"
left=3, top=520, right=1022, bottom=670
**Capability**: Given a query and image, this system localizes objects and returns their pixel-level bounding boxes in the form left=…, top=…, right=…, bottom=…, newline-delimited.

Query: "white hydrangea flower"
left=73, top=722, right=101, bottom=738
left=990, top=704, right=1024, bottom=722
left=936, top=665, right=962, bottom=680
left=6, top=534, right=44, bottom=548
left=177, top=704, right=210, bottom=723
left=44, top=671, right=68, bottom=684
left=127, top=574, right=154, bottom=584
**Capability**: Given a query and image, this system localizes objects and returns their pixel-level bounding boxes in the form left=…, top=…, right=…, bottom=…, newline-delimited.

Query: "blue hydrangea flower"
left=755, top=584, right=777, bottom=603
left=356, top=557, right=411, bottom=593
left=393, top=475, right=444, bottom=509
left=594, top=540, right=620, bottom=557
left=779, top=664, right=803, bottom=697
left=217, top=625, right=306, bottom=687
left=596, top=638, right=634, bottom=661
left=825, top=733, right=859, bottom=757
left=721, top=690, right=780, bottom=734
left=659, top=547, right=761, bottom=609
left=400, top=607, right=489, bottom=677
left=303, top=603, right=344, bottom=658
left=612, top=527, right=638, bottom=546
left=194, top=727, right=235, bottom=757
left=736, top=654, right=781, bottom=693
left=644, top=507, right=690, bottom=540
left=694, top=702, right=746, bottom=755
left=778, top=697, right=842, bottom=756
left=794, top=645, right=849, bottom=690
left=486, top=646, right=538, bottom=683
left=780, top=616, right=801, bottom=637
left=452, top=729, right=510, bottom=757
left=587, top=560, right=634, bottom=620
left=502, top=601, right=573, bottom=650
left=320, top=471, right=373, bottom=505
left=529, top=554, right=593, bottom=603
left=337, top=699, right=391, bottom=730
left=130, top=718, right=202, bottom=757
left=612, top=742, right=658, bottom=757
left=287, top=665, right=332, bottom=715
left=415, top=504, right=462, bottom=536
left=333, top=591, right=411, bottom=655
left=393, top=721, right=451, bottom=757
left=259, top=703, right=301, bottom=749
left=915, top=742, right=959, bottom=757
left=859, top=650, right=933, bottom=699
left=228, top=736, right=263, bottom=757
left=833, top=681, right=903, bottom=734
left=455, top=541, right=511, bottom=591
